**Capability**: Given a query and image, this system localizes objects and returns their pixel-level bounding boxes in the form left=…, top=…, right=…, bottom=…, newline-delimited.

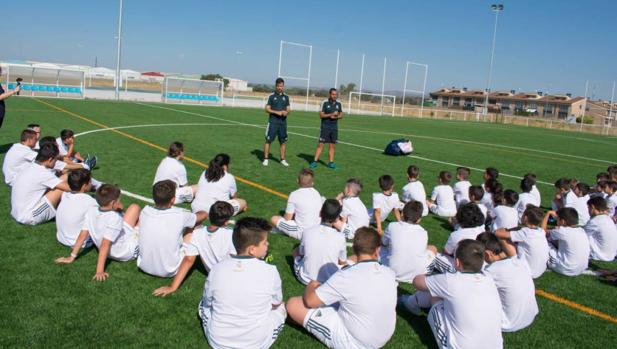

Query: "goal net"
left=163, top=77, right=224, bottom=106
left=2, top=64, right=85, bottom=99
left=348, top=91, right=396, bottom=116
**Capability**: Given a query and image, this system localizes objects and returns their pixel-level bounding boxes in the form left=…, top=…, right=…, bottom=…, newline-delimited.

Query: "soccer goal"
left=163, top=77, right=224, bottom=106
left=348, top=91, right=396, bottom=116
left=2, top=64, right=85, bottom=99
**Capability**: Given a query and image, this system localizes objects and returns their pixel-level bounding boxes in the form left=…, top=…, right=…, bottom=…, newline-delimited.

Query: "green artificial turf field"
left=1, top=97, right=616, bottom=348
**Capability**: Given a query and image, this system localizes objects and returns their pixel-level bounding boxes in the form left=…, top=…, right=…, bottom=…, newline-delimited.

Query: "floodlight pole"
left=484, top=4, right=503, bottom=115
left=580, top=80, right=588, bottom=132
left=608, top=81, right=615, bottom=132
left=334, top=49, right=340, bottom=89
left=380, top=57, right=387, bottom=115
left=277, top=41, right=283, bottom=77
left=358, top=54, right=365, bottom=113
left=401, top=62, right=409, bottom=117
left=114, top=0, right=124, bottom=101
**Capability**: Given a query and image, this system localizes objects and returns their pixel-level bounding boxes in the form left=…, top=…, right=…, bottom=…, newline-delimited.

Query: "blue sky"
left=3, top=0, right=616, bottom=97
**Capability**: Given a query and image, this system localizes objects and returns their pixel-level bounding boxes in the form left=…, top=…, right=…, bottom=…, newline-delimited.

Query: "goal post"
left=2, top=64, right=85, bottom=99
left=278, top=40, right=312, bottom=111
left=348, top=91, right=396, bottom=116
left=163, top=77, right=224, bottom=106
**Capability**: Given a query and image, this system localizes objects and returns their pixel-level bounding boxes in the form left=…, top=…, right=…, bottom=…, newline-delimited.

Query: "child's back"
left=510, top=226, right=549, bottom=278
left=186, top=225, right=236, bottom=272
left=84, top=206, right=138, bottom=261
left=296, top=224, right=346, bottom=284
left=516, top=192, right=538, bottom=222
left=492, top=205, right=518, bottom=231
left=341, top=196, right=370, bottom=232
left=381, top=221, right=430, bottom=282
left=548, top=226, right=590, bottom=276
left=192, top=171, right=236, bottom=213
left=453, top=180, right=471, bottom=206
left=287, top=186, right=323, bottom=229
left=56, top=192, right=97, bottom=247
left=153, top=156, right=188, bottom=186
left=430, top=184, right=456, bottom=217
left=584, top=214, right=617, bottom=261
left=371, top=191, right=402, bottom=222
left=402, top=180, right=428, bottom=216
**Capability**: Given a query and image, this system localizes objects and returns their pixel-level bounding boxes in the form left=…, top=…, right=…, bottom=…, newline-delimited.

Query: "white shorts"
left=428, top=301, right=449, bottom=349
left=548, top=245, right=584, bottom=276
left=293, top=256, right=311, bottom=285
left=18, top=196, right=56, bottom=225
left=427, top=253, right=456, bottom=274
left=198, top=299, right=286, bottom=349
left=303, top=306, right=367, bottom=349
left=175, top=186, right=194, bottom=204
left=429, top=204, right=457, bottom=218
left=276, top=219, right=303, bottom=240
left=109, top=223, right=140, bottom=262
left=383, top=249, right=436, bottom=283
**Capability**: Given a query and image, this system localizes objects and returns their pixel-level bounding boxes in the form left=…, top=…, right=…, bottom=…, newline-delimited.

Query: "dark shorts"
left=265, top=120, right=288, bottom=144
left=319, top=127, right=338, bottom=144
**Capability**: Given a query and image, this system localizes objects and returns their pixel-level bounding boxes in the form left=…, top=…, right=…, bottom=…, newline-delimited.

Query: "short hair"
left=352, top=227, right=381, bottom=256
left=455, top=239, right=485, bottom=272
left=35, top=142, right=59, bottom=162
left=38, top=136, right=56, bottom=146
left=345, top=178, right=363, bottom=197
left=608, top=164, right=617, bottom=174
left=557, top=207, right=578, bottom=226
left=485, top=167, right=499, bottom=180
left=378, top=175, right=394, bottom=191
left=554, top=178, right=571, bottom=191
left=152, top=180, right=176, bottom=206
left=275, top=77, right=285, bottom=85
left=232, top=217, right=271, bottom=254
left=476, top=232, right=503, bottom=255
left=503, top=189, right=519, bottom=206
left=520, top=177, right=534, bottom=193
left=524, top=173, right=537, bottom=181
left=587, top=196, right=608, bottom=212
left=456, top=167, right=470, bottom=180
left=96, top=184, right=121, bottom=207
left=209, top=201, right=235, bottom=226
left=60, top=129, right=74, bottom=141
left=298, top=168, right=314, bottom=187
left=27, top=123, right=40, bottom=129
left=168, top=141, right=184, bottom=158
left=468, top=185, right=484, bottom=201
left=575, top=182, right=590, bottom=196
left=596, top=172, right=610, bottom=182
left=607, top=181, right=617, bottom=192
left=484, top=178, right=501, bottom=194
left=402, top=201, right=423, bottom=223
left=407, top=165, right=420, bottom=179
left=438, top=171, right=452, bottom=184
left=329, top=88, right=337, bottom=94
left=523, top=205, right=544, bottom=226
left=20, top=129, right=37, bottom=142
left=456, top=203, right=485, bottom=228
left=67, top=169, right=91, bottom=191
left=320, top=199, right=342, bottom=224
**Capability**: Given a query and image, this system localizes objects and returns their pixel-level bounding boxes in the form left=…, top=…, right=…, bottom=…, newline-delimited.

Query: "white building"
left=224, top=77, right=251, bottom=92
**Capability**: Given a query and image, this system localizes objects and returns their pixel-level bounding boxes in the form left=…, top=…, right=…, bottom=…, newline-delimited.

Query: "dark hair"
left=575, top=182, right=590, bottom=196
left=492, top=190, right=505, bottom=207
left=468, top=185, right=484, bottom=201
left=275, top=77, right=285, bottom=85
left=557, top=207, right=578, bottom=226
left=298, top=168, right=315, bottom=187
left=587, top=196, right=608, bottom=212
left=402, top=201, right=423, bottom=223
left=524, top=173, right=537, bottom=182
left=407, top=165, right=420, bottom=179
left=329, top=88, right=337, bottom=94
left=503, top=189, right=519, bottom=206
left=38, top=136, right=56, bottom=146
left=379, top=175, right=394, bottom=191
left=209, top=201, right=235, bottom=226
left=456, top=203, right=485, bottom=228
left=345, top=178, right=363, bottom=196
left=476, top=232, right=503, bottom=255
left=168, top=141, right=184, bottom=158
left=608, top=181, right=617, bottom=192
left=152, top=180, right=176, bottom=206
left=60, top=129, right=74, bottom=141
left=232, top=217, right=271, bottom=254
left=35, top=142, right=59, bottom=162
left=484, top=178, right=501, bottom=195
left=67, top=169, right=91, bottom=191
left=352, top=227, right=381, bottom=256
left=27, top=123, right=40, bottom=129
left=455, top=239, right=485, bottom=272
left=206, top=153, right=230, bottom=182
left=439, top=171, right=452, bottom=184
left=596, top=172, right=610, bottom=182
left=485, top=167, right=499, bottom=180
left=20, top=129, right=37, bottom=142
left=96, top=184, right=121, bottom=207
left=523, top=205, right=544, bottom=226
left=608, top=164, right=617, bottom=175
left=554, top=178, right=571, bottom=191
left=520, top=177, right=534, bottom=193
left=456, top=167, right=470, bottom=180
left=320, top=199, right=342, bottom=224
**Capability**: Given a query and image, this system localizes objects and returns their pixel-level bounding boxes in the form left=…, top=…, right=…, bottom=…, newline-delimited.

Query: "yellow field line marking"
left=535, top=289, right=617, bottom=325
left=34, top=99, right=289, bottom=200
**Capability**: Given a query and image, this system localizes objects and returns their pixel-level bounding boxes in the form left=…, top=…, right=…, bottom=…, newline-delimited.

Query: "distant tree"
left=200, top=74, right=229, bottom=89
left=339, top=83, right=356, bottom=97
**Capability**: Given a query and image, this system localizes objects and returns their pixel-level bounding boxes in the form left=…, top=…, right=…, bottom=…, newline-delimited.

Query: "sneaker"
left=262, top=159, right=269, bottom=166
left=328, top=162, right=337, bottom=169
left=309, top=161, right=318, bottom=169
left=280, top=159, right=289, bottom=167
left=398, top=295, right=422, bottom=315
left=86, top=155, right=97, bottom=170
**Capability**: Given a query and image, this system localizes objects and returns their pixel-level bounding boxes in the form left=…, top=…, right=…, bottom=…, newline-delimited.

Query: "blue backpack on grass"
left=384, top=139, right=413, bottom=156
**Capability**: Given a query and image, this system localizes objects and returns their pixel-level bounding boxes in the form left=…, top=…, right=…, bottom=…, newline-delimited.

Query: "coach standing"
left=310, top=88, right=343, bottom=169
left=0, top=67, right=22, bottom=129
left=263, top=78, right=291, bottom=167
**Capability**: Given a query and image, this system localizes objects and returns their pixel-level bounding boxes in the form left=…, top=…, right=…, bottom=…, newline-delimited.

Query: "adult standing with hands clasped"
left=0, top=67, right=22, bottom=129
left=310, top=88, right=343, bottom=169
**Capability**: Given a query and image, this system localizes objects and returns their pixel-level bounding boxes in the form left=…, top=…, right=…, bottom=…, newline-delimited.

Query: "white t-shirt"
left=284, top=187, right=323, bottom=229
left=202, top=256, right=283, bottom=349
left=584, top=214, right=617, bottom=262
left=185, top=225, right=236, bottom=272
left=55, top=137, right=69, bottom=157
left=607, top=193, right=617, bottom=217
left=516, top=192, right=540, bottom=222
left=402, top=181, right=429, bottom=216
left=481, top=190, right=494, bottom=211
left=444, top=226, right=485, bottom=256
left=381, top=221, right=430, bottom=282
left=137, top=206, right=197, bottom=277
left=431, top=185, right=457, bottom=212
left=341, top=196, right=370, bottom=230
left=492, top=205, right=519, bottom=231
left=82, top=207, right=137, bottom=261
left=56, top=192, right=98, bottom=247
left=530, top=185, right=541, bottom=206
left=567, top=194, right=590, bottom=226
left=316, top=260, right=398, bottom=349
left=563, top=190, right=578, bottom=208
left=153, top=156, right=188, bottom=186
left=298, top=224, right=347, bottom=283
left=476, top=202, right=488, bottom=219
left=192, top=171, right=237, bottom=213
left=426, top=272, right=503, bottom=349
left=372, top=192, right=403, bottom=222
left=549, top=226, right=591, bottom=276
left=484, top=257, right=538, bottom=332
left=2, top=143, right=37, bottom=185
left=510, top=227, right=549, bottom=278
left=453, top=180, right=471, bottom=206
left=10, top=162, right=62, bottom=221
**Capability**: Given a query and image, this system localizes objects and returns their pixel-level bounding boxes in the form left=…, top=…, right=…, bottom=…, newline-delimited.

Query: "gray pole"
left=484, top=4, right=503, bottom=115
left=114, top=0, right=124, bottom=101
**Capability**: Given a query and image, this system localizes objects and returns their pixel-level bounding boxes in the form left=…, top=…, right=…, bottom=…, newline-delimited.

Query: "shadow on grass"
left=296, top=153, right=326, bottom=167
left=397, top=286, right=439, bottom=348
left=0, top=143, right=12, bottom=155
left=251, top=149, right=283, bottom=164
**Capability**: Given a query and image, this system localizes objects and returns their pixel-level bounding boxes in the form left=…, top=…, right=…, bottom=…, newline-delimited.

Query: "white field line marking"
left=121, top=189, right=154, bottom=204
left=74, top=122, right=235, bottom=137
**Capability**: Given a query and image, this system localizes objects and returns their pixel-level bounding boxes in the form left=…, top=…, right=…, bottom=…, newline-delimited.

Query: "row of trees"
left=200, top=74, right=229, bottom=89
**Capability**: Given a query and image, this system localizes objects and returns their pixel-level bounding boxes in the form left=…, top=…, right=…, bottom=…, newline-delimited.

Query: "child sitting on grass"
left=426, top=170, right=457, bottom=219
left=402, top=165, right=429, bottom=216
left=543, top=208, right=591, bottom=276
left=584, top=196, right=617, bottom=262
left=337, top=178, right=370, bottom=239
left=370, top=174, right=403, bottom=235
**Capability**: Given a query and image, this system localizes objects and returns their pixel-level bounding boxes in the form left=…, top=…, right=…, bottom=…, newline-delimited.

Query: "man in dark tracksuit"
left=310, top=88, right=343, bottom=169
left=263, top=77, right=291, bottom=167
left=0, top=67, right=22, bottom=129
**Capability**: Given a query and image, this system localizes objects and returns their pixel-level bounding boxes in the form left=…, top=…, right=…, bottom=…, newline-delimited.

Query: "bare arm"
left=412, top=274, right=429, bottom=292
left=54, top=181, right=71, bottom=192
left=93, top=239, right=112, bottom=281
left=265, top=105, right=282, bottom=117
left=194, top=211, right=208, bottom=227
left=394, top=208, right=402, bottom=222
left=0, top=85, right=21, bottom=101
left=55, top=230, right=90, bottom=264
left=152, top=255, right=197, bottom=296
left=494, top=228, right=512, bottom=240
left=374, top=208, right=383, bottom=235
left=303, top=280, right=324, bottom=308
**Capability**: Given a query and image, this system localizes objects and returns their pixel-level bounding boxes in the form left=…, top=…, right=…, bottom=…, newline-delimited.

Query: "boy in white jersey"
left=584, top=197, right=617, bottom=261
left=495, top=205, right=549, bottom=278
left=543, top=208, right=590, bottom=276
left=287, top=227, right=398, bottom=349
left=56, top=129, right=97, bottom=169
left=153, top=142, right=196, bottom=204
left=427, top=170, right=457, bottom=219
left=293, top=199, right=347, bottom=285
left=38, top=136, right=94, bottom=175
left=381, top=201, right=437, bottom=282
left=524, top=173, right=541, bottom=205
left=55, top=184, right=141, bottom=281
left=337, top=178, right=370, bottom=239
left=3, top=129, right=37, bottom=185
left=10, top=143, right=71, bottom=225
left=400, top=239, right=503, bottom=349
left=468, top=185, right=488, bottom=219
left=198, top=217, right=285, bottom=349
left=516, top=177, right=540, bottom=223
left=476, top=232, right=538, bottom=332
left=271, top=168, right=323, bottom=240
left=137, top=180, right=207, bottom=278
left=453, top=166, right=471, bottom=207
left=153, top=201, right=236, bottom=296
left=402, top=165, right=429, bottom=217
left=568, top=182, right=591, bottom=226
left=26, top=123, right=41, bottom=149
left=604, top=181, right=617, bottom=217
left=192, top=153, right=247, bottom=216
left=552, top=178, right=577, bottom=211
left=56, top=169, right=97, bottom=247
left=371, top=174, right=403, bottom=235
left=491, top=189, right=519, bottom=231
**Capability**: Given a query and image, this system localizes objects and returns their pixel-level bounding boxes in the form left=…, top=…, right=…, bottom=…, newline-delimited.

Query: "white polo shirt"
left=284, top=187, right=323, bottom=229
left=10, top=162, right=62, bottom=222
left=444, top=226, right=485, bottom=256
left=510, top=227, right=549, bottom=278
left=56, top=192, right=98, bottom=247
left=567, top=194, right=590, bottom=226
left=153, top=156, right=188, bottom=186
left=192, top=171, right=237, bottom=213
left=530, top=185, right=541, bottom=205
left=584, top=214, right=617, bottom=261
left=55, top=137, right=69, bottom=157
left=402, top=180, right=429, bottom=216
left=431, top=185, right=457, bottom=212
left=298, top=224, right=347, bottom=283
left=372, top=192, right=403, bottom=222
left=453, top=180, right=471, bottom=206
left=516, top=192, right=540, bottom=222
left=341, top=196, right=370, bottom=230
left=549, top=226, right=591, bottom=276
left=607, top=193, right=617, bottom=217
left=381, top=221, right=430, bottom=282
left=2, top=143, right=37, bottom=185
left=82, top=207, right=137, bottom=261
left=185, top=225, right=236, bottom=272
left=492, top=205, right=519, bottom=231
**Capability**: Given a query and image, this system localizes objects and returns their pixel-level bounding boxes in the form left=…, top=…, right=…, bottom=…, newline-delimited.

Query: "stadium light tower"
left=114, top=0, right=124, bottom=101
left=484, top=4, right=504, bottom=115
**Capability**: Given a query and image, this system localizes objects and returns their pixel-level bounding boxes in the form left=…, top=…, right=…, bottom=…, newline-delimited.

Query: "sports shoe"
left=309, top=161, right=318, bottom=169
left=280, top=159, right=289, bottom=167
left=86, top=155, right=97, bottom=170
left=398, top=295, right=422, bottom=315
left=328, top=162, right=337, bottom=169
left=262, top=159, right=269, bottom=166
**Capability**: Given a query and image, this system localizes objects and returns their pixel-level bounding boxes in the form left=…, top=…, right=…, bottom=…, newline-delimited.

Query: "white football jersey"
left=444, top=226, right=485, bottom=256
left=607, top=193, right=617, bottom=217
left=510, top=227, right=549, bottom=278
left=284, top=187, right=323, bottom=229
left=298, top=224, right=347, bottom=283
left=584, top=214, right=617, bottom=262
left=341, top=196, right=370, bottom=230
left=192, top=171, right=237, bottom=213
left=185, top=225, right=236, bottom=272
left=492, top=205, right=519, bottom=231
left=381, top=221, right=430, bottom=282
left=516, top=192, right=541, bottom=222
left=153, top=156, right=188, bottom=186
left=453, top=180, right=471, bottom=206
left=2, top=143, right=36, bottom=185
left=56, top=192, right=98, bottom=247
left=10, top=162, right=62, bottom=222
left=82, top=207, right=138, bottom=261
left=431, top=185, right=457, bottom=212
left=55, top=137, right=69, bottom=157
left=567, top=194, right=590, bottom=226
left=530, top=185, right=541, bottom=206
left=549, top=226, right=591, bottom=276
left=402, top=181, right=428, bottom=216
left=372, top=192, right=403, bottom=222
